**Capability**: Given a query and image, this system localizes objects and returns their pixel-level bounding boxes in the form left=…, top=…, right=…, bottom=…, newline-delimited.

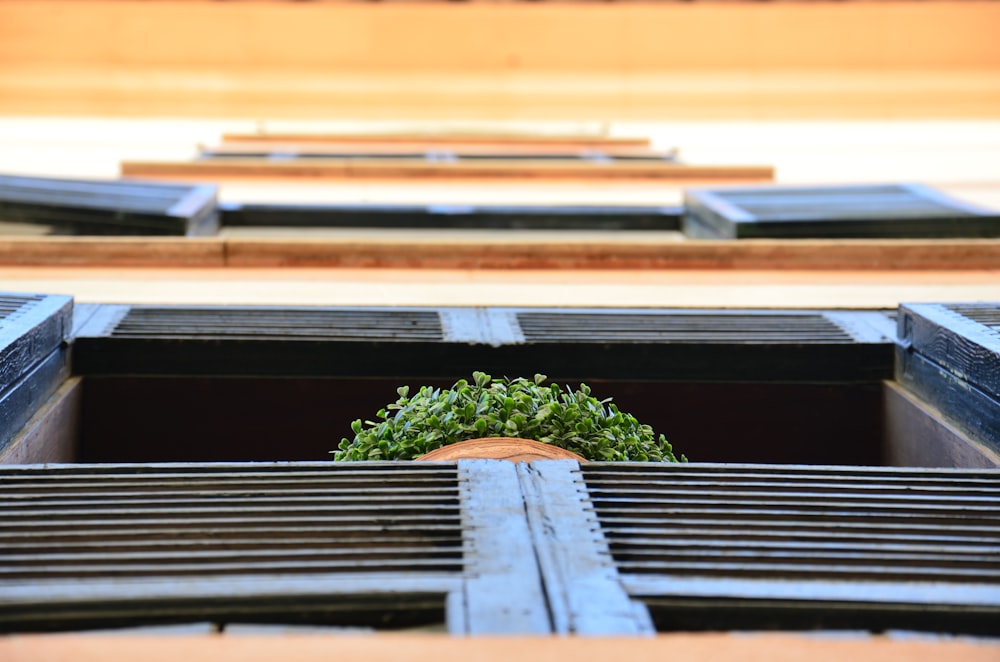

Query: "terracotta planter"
left=416, top=437, right=586, bottom=463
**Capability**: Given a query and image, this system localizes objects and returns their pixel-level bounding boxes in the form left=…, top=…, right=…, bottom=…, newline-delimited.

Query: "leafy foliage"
left=333, top=372, right=683, bottom=462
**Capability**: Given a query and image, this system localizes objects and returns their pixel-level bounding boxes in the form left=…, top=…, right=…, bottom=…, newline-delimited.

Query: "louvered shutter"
left=219, top=202, right=681, bottom=231
left=0, top=174, right=217, bottom=236
left=897, top=302, right=1000, bottom=452
left=72, top=306, right=895, bottom=382
left=0, top=460, right=549, bottom=634
left=529, top=461, right=1000, bottom=635
left=3, top=459, right=998, bottom=636
left=512, top=309, right=895, bottom=382
left=0, top=293, right=73, bottom=454
left=684, top=184, right=1000, bottom=239
left=72, top=306, right=449, bottom=376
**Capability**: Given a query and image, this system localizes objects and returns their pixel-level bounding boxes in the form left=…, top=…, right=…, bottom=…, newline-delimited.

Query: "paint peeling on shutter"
left=516, top=460, right=654, bottom=635
left=0, top=292, right=73, bottom=451
left=897, top=302, right=1000, bottom=452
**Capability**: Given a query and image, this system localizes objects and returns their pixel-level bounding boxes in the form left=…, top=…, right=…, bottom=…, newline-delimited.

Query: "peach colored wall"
left=2, top=1, right=999, bottom=72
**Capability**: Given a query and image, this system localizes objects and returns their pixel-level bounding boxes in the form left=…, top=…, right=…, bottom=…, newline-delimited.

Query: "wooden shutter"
left=683, top=184, right=1000, bottom=239
left=219, top=202, right=681, bottom=231
left=71, top=305, right=895, bottom=382
left=0, top=460, right=549, bottom=635
left=122, top=158, right=774, bottom=184
left=3, top=459, right=997, bottom=636
left=72, top=305, right=448, bottom=376
left=0, top=174, right=217, bottom=236
left=897, top=302, right=1000, bottom=452
left=511, top=308, right=895, bottom=382
left=577, top=462, right=1000, bottom=635
left=0, top=292, right=73, bottom=453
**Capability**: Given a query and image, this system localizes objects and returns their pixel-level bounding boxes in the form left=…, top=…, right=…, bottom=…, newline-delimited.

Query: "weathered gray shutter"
left=0, top=293, right=73, bottom=454
left=683, top=184, right=1000, bottom=239
left=511, top=308, right=895, bottom=382
left=71, top=305, right=895, bottom=382
left=0, top=460, right=549, bottom=635
left=0, top=174, right=217, bottom=236
left=897, top=302, right=1000, bottom=452
left=219, top=202, right=681, bottom=231
left=72, top=306, right=448, bottom=376
left=2, top=460, right=997, bottom=636
left=546, top=461, right=1000, bottom=635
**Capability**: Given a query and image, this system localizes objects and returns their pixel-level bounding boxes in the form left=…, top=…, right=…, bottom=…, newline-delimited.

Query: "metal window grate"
left=516, top=312, right=854, bottom=344
left=109, top=307, right=444, bottom=341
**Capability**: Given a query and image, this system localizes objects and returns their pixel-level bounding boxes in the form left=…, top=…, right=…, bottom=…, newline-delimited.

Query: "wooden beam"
left=0, top=632, right=996, bottom=662
left=2, top=237, right=1000, bottom=270
left=221, top=237, right=1000, bottom=271
left=119, top=160, right=773, bottom=184
left=220, top=134, right=654, bottom=153
left=0, top=238, right=226, bottom=267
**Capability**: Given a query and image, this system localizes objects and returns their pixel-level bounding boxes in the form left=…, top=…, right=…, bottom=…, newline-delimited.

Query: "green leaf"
left=331, top=372, right=683, bottom=463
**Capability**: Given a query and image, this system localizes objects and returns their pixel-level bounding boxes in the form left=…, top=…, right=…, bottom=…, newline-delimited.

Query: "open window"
left=1, top=292, right=998, bottom=637
left=59, top=304, right=896, bottom=465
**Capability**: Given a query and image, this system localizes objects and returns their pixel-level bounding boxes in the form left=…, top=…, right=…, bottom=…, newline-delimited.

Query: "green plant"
left=333, top=372, right=684, bottom=462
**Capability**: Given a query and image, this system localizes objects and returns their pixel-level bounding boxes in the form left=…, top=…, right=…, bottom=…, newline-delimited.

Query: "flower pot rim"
left=415, top=437, right=587, bottom=463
